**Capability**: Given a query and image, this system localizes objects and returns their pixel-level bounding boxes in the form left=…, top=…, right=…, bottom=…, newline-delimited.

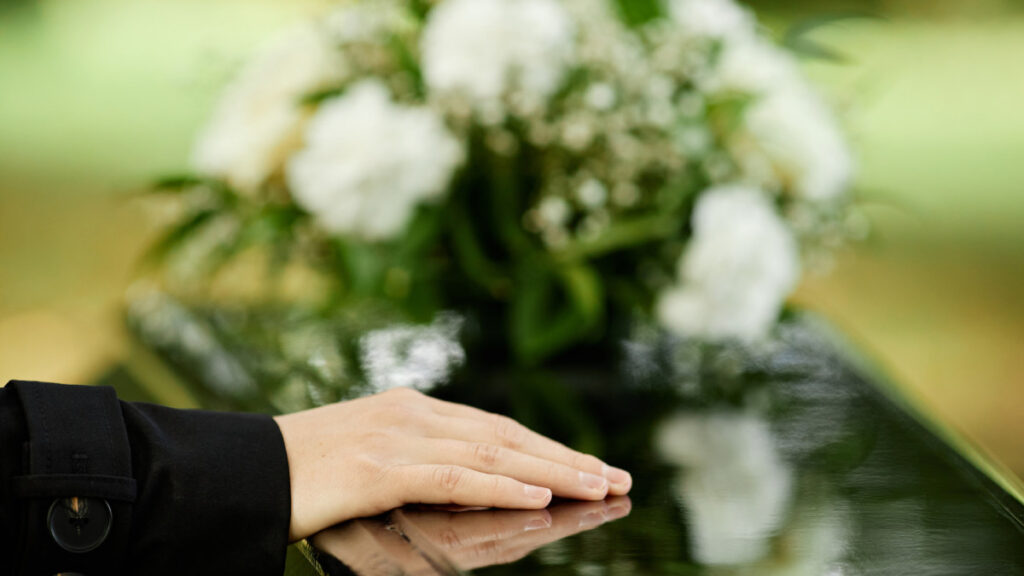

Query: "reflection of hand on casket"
left=313, top=497, right=631, bottom=573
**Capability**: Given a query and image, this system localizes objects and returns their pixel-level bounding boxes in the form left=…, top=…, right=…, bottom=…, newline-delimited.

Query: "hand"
left=273, top=387, right=633, bottom=540
left=312, top=497, right=632, bottom=573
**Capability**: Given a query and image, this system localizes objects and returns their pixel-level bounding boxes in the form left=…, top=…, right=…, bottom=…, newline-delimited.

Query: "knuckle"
left=380, top=387, right=421, bottom=404
left=434, top=465, right=466, bottom=493
left=392, top=387, right=422, bottom=399
left=471, top=443, right=502, bottom=468
left=492, top=415, right=526, bottom=448
left=359, top=430, right=394, bottom=450
left=438, top=528, right=462, bottom=550
left=572, top=453, right=603, bottom=472
left=542, top=461, right=562, bottom=484
left=376, top=402, right=416, bottom=424
left=469, top=540, right=502, bottom=564
left=487, top=473, right=504, bottom=496
left=355, top=455, right=390, bottom=489
left=495, top=546, right=530, bottom=565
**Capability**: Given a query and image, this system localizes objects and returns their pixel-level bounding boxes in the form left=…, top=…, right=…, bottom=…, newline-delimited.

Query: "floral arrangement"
left=153, top=0, right=855, bottom=366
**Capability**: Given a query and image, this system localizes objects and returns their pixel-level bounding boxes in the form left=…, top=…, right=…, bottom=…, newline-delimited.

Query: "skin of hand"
left=273, top=387, right=633, bottom=541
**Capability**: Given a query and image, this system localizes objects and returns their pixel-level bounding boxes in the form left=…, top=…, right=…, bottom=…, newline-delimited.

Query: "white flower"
left=705, top=37, right=799, bottom=94
left=191, top=24, right=341, bottom=192
left=286, top=80, right=464, bottom=241
left=666, top=0, right=756, bottom=41
left=537, top=196, right=571, bottom=228
left=585, top=82, right=617, bottom=111
left=737, top=86, right=853, bottom=201
left=657, top=411, right=793, bottom=565
left=577, top=178, right=608, bottom=209
left=421, top=0, right=575, bottom=119
left=707, top=38, right=853, bottom=200
left=325, top=1, right=406, bottom=45
left=656, top=186, right=799, bottom=342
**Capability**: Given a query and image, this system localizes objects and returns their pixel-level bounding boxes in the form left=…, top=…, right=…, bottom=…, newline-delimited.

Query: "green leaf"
left=450, top=217, right=508, bottom=293
left=560, top=264, right=604, bottom=326
left=389, top=33, right=425, bottom=97
left=300, top=85, right=347, bottom=106
left=510, top=262, right=605, bottom=365
left=783, top=12, right=881, bottom=64
left=553, top=214, right=680, bottom=261
left=486, top=152, right=534, bottom=257
left=152, top=174, right=208, bottom=192
left=335, top=240, right=387, bottom=298
left=614, top=0, right=662, bottom=27
left=395, top=205, right=443, bottom=262
left=202, top=205, right=305, bottom=279
left=141, top=209, right=220, bottom=266
left=707, top=93, right=755, bottom=135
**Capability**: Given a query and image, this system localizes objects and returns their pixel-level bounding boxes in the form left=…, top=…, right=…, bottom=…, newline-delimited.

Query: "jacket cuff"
left=122, top=402, right=292, bottom=574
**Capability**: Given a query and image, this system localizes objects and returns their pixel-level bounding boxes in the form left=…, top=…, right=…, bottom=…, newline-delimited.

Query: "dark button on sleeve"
left=48, top=496, right=113, bottom=554
left=3, top=382, right=292, bottom=575
left=8, top=381, right=136, bottom=575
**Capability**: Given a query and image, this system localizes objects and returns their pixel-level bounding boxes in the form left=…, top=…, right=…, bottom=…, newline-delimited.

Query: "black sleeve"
left=0, top=381, right=292, bottom=576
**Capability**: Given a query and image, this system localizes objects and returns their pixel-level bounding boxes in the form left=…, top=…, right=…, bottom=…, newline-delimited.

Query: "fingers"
left=419, top=439, right=610, bottom=500
left=382, top=389, right=632, bottom=495
left=420, top=412, right=633, bottom=496
left=393, top=464, right=553, bottom=510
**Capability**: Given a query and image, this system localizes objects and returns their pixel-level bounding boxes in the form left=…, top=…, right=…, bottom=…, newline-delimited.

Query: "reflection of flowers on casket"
left=156, top=0, right=858, bottom=365
left=657, top=186, right=800, bottom=342
left=657, top=411, right=794, bottom=565
left=286, top=80, right=464, bottom=240
left=359, top=314, right=466, bottom=394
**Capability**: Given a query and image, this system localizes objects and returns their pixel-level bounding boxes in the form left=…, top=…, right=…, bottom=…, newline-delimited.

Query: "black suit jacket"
left=0, top=381, right=291, bottom=575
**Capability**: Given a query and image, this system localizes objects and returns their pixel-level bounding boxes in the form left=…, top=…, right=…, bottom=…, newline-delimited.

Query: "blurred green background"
left=1, top=0, right=1022, bottom=475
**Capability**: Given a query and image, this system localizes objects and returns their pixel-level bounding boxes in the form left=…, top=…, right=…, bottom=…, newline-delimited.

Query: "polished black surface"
left=298, top=324, right=1024, bottom=575
left=112, top=298, right=1024, bottom=575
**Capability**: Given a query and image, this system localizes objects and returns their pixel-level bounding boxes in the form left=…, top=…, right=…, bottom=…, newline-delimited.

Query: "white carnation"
left=656, top=186, right=799, bottom=342
left=666, top=0, right=756, bottom=41
left=191, top=24, right=341, bottom=192
left=286, top=80, right=463, bottom=241
left=739, top=87, right=853, bottom=201
left=657, top=411, right=793, bottom=565
left=708, top=39, right=853, bottom=200
left=421, top=0, right=575, bottom=119
left=706, top=36, right=799, bottom=94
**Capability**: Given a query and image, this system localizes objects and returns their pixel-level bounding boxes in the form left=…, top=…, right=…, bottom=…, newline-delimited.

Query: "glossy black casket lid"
left=295, top=322, right=1024, bottom=575
left=113, top=298, right=1024, bottom=575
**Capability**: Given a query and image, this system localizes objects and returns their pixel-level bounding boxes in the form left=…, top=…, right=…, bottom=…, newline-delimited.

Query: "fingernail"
left=603, top=465, right=632, bottom=488
left=606, top=503, right=631, bottom=519
left=578, top=510, right=605, bottom=529
left=524, top=485, right=552, bottom=501
left=525, top=514, right=552, bottom=531
left=580, top=472, right=608, bottom=492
